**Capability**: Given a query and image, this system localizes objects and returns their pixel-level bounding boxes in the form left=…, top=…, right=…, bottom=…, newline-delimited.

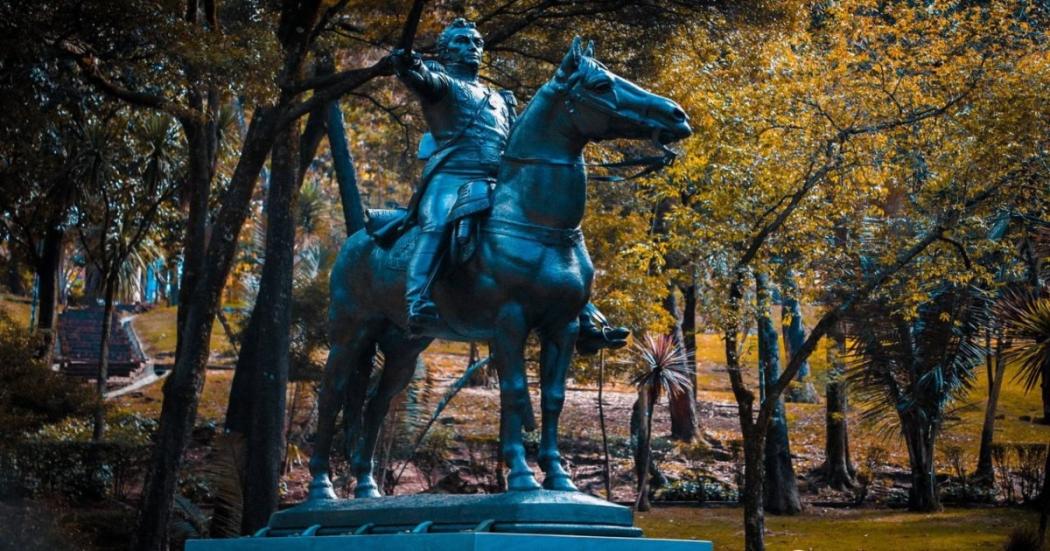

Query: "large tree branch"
left=279, top=61, right=389, bottom=126
left=56, top=40, right=200, bottom=123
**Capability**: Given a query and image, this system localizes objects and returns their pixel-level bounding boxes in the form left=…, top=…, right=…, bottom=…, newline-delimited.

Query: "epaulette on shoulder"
left=423, top=59, right=446, bottom=73
left=498, top=89, right=518, bottom=107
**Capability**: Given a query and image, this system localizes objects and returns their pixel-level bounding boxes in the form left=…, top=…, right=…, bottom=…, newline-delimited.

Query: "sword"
left=397, top=0, right=427, bottom=55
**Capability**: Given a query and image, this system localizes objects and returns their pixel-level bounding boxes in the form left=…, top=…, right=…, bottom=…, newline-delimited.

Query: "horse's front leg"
left=491, top=304, right=542, bottom=492
left=538, top=320, right=580, bottom=491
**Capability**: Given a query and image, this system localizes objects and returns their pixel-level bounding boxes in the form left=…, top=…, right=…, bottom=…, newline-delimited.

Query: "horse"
left=307, top=36, right=692, bottom=500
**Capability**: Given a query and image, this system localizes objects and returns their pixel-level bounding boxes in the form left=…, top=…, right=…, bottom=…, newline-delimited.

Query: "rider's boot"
left=576, top=302, right=630, bottom=356
left=406, top=229, right=446, bottom=336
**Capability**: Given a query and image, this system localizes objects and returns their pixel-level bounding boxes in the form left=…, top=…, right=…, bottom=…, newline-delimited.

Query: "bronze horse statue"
left=307, top=37, right=692, bottom=500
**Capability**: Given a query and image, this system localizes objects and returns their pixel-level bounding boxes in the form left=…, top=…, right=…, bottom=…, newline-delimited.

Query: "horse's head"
left=551, top=37, right=692, bottom=145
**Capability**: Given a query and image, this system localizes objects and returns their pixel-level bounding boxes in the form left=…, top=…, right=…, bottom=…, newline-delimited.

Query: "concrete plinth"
left=187, top=532, right=713, bottom=550
left=263, top=490, right=641, bottom=538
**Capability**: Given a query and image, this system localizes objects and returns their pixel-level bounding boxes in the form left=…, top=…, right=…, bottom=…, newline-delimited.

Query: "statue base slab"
left=186, top=532, right=713, bottom=550
left=262, top=490, right=640, bottom=537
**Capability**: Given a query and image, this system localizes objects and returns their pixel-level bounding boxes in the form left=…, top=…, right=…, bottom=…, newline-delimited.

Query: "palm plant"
left=1000, top=289, right=1050, bottom=421
left=847, top=285, right=987, bottom=511
left=630, top=334, right=691, bottom=511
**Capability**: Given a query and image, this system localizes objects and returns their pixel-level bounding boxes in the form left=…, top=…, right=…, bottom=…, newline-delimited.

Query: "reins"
left=502, top=132, right=676, bottom=182
left=501, top=73, right=678, bottom=182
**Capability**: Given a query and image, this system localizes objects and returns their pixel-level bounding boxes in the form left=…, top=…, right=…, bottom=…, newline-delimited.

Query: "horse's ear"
left=556, top=36, right=582, bottom=81
left=584, top=40, right=594, bottom=57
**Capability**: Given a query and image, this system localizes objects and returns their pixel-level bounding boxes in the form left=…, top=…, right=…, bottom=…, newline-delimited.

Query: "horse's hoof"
left=542, top=474, right=578, bottom=492
left=307, top=478, right=337, bottom=501
left=507, top=471, right=542, bottom=492
left=354, top=478, right=382, bottom=498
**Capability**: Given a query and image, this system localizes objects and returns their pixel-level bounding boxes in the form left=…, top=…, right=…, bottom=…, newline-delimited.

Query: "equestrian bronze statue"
left=307, top=34, right=691, bottom=500
left=390, top=18, right=629, bottom=354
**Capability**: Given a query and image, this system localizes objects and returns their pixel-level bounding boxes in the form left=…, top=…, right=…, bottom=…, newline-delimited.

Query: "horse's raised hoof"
left=542, top=473, right=578, bottom=492
left=507, top=471, right=542, bottom=492
left=307, top=476, right=338, bottom=501
left=354, top=477, right=382, bottom=499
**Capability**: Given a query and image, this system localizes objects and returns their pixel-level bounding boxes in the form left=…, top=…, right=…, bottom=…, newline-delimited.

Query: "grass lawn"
left=131, top=305, right=236, bottom=362
left=637, top=506, right=1037, bottom=550
left=0, top=293, right=33, bottom=327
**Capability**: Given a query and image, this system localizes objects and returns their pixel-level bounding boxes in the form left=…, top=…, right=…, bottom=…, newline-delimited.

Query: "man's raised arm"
left=391, top=49, right=447, bottom=103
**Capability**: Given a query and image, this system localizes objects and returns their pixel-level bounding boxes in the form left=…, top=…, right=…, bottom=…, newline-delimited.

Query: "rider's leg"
left=576, top=302, right=630, bottom=356
left=405, top=181, right=454, bottom=333
left=405, top=228, right=446, bottom=330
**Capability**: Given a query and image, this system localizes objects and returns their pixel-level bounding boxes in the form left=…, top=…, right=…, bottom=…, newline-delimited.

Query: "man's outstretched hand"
left=389, top=48, right=422, bottom=74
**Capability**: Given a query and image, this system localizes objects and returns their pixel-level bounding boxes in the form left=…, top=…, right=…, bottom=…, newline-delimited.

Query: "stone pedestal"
left=260, top=490, right=641, bottom=537
left=187, top=532, right=713, bottom=550
left=186, top=491, right=713, bottom=550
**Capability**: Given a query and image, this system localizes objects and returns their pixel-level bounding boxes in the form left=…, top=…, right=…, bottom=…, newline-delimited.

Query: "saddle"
left=364, top=178, right=495, bottom=267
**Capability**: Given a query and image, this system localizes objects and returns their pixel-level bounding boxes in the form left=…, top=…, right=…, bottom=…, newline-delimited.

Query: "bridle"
left=501, top=69, right=678, bottom=182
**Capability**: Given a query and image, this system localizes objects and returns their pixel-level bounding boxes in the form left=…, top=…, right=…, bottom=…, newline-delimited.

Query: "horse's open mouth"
left=657, top=125, right=692, bottom=144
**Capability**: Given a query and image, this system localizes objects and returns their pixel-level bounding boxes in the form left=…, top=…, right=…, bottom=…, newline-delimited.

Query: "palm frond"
left=203, top=432, right=246, bottom=538
left=1001, top=289, right=1050, bottom=393
left=846, top=285, right=987, bottom=436
left=629, top=335, right=692, bottom=404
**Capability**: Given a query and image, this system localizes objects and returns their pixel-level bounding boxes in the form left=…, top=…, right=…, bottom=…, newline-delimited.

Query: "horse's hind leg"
left=491, top=305, right=542, bottom=491
left=351, top=336, right=430, bottom=498
left=538, top=320, right=580, bottom=491
left=307, top=320, right=374, bottom=501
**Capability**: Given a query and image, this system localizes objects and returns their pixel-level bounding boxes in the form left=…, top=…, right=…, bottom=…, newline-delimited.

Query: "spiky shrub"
left=1000, top=290, right=1050, bottom=422
left=847, top=285, right=987, bottom=511
left=629, top=334, right=691, bottom=511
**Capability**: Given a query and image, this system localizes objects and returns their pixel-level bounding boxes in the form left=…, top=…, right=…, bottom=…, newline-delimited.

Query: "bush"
left=1003, top=527, right=1042, bottom=551
left=0, top=312, right=93, bottom=438
left=655, top=474, right=738, bottom=503
left=0, top=409, right=155, bottom=501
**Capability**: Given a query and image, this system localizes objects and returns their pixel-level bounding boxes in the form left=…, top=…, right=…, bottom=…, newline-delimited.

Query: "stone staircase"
left=55, top=306, right=148, bottom=382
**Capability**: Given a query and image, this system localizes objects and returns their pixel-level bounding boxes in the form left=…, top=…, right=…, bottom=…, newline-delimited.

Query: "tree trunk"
left=975, top=334, right=1006, bottom=482
left=635, top=388, right=653, bottom=512
left=780, top=275, right=809, bottom=381
left=6, top=256, right=26, bottom=296
left=242, top=122, right=298, bottom=533
left=35, top=225, right=64, bottom=367
left=175, top=119, right=214, bottom=359
left=664, top=288, right=697, bottom=442
left=327, top=100, right=365, bottom=235
left=92, top=275, right=117, bottom=442
left=598, top=350, right=612, bottom=500
left=682, top=282, right=697, bottom=395
left=1042, top=372, right=1050, bottom=425
left=757, top=274, right=801, bottom=515
left=743, top=430, right=767, bottom=551
left=903, top=418, right=941, bottom=512
left=822, top=322, right=856, bottom=489
left=134, top=107, right=279, bottom=551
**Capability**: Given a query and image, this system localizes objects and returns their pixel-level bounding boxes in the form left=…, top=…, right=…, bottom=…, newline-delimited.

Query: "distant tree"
left=72, top=113, right=180, bottom=441
left=848, top=285, right=987, bottom=511
left=630, top=335, right=690, bottom=511
left=756, top=273, right=801, bottom=514
left=647, top=1, right=1048, bottom=548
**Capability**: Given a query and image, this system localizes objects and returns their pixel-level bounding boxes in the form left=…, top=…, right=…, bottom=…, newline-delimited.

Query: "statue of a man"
left=392, top=18, right=628, bottom=353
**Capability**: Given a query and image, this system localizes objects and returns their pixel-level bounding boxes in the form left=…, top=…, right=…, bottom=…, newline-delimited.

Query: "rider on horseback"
left=392, top=18, right=629, bottom=353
